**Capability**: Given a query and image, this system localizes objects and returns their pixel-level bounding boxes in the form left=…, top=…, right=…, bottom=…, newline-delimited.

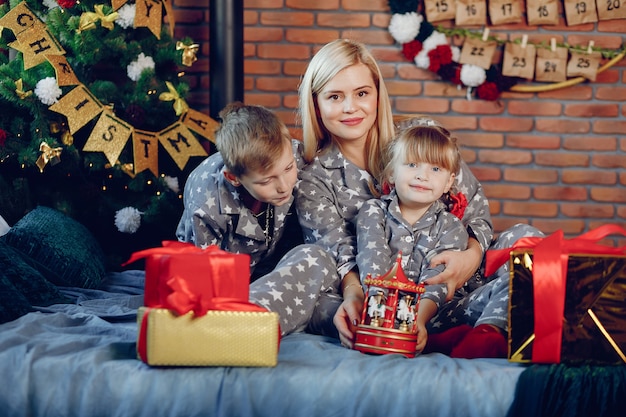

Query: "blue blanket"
left=0, top=271, right=525, bottom=417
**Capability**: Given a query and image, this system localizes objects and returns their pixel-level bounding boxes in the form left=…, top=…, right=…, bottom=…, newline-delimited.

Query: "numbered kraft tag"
left=597, top=0, right=626, bottom=20
left=459, top=36, right=497, bottom=70
left=563, top=0, right=598, bottom=25
left=456, top=0, right=487, bottom=26
left=526, top=0, right=559, bottom=25
left=424, top=0, right=457, bottom=22
left=489, top=0, right=523, bottom=25
left=535, top=46, right=568, bottom=82
left=502, top=42, right=537, bottom=79
left=567, top=50, right=602, bottom=81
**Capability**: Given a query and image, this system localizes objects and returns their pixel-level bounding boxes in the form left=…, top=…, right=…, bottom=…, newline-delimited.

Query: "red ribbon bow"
left=485, top=224, right=626, bottom=363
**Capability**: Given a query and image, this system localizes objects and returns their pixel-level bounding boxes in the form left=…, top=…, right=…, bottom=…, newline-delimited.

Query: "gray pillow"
left=1, top=206, right=106, bottom=289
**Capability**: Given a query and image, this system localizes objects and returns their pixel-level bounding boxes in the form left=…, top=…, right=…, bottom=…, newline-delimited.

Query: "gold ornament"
left=61, top=130, right=74, bottom=146
left=78, top=4, right=119, bottom=33
left=15, top=79, right=33, bottom=99
left=176, top=41, right=199, bottom=67
left=159, top=81, right=189, bottom=116
left=35, top=142, right=63, bottom=172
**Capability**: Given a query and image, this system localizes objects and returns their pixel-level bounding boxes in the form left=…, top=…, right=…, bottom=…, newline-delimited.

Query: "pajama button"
left=404, top=236, right=413, bottom=243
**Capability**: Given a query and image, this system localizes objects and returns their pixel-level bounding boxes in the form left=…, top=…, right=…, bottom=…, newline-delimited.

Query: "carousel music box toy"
left=354, top=253, right=426, bottom=358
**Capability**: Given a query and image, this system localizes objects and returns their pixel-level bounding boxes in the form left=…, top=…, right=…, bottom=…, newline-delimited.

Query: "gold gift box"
left=137, top=307, right=279, bottom=367
left=508, top=250, right=626, bottom=364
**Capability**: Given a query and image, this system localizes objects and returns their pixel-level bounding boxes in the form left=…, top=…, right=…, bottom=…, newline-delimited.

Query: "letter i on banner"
left=49, top=85, right=104, bottom=134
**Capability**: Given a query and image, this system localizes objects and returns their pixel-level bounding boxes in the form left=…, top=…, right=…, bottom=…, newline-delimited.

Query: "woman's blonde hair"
left=298, top=39, right=394, bottom=181
left=383, top=119, right=461, bottom=187
left=215, top=102, right=291, bottom=177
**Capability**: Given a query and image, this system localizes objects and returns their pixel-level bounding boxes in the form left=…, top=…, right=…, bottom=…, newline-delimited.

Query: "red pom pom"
left=427, top=45, right=453, bottom=73
left=476, top=81, right=500, bottom=101
left=57, top=0, right=77, bottom=8
left=0, top=129, right=7, bottom=147
left=402, top=40, right=423, bottom=61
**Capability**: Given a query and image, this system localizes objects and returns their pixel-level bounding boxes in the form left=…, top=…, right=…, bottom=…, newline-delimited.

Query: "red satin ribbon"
left=122, top=240, right=215, bottom=266
left=485, top=224, right=626, bottom=363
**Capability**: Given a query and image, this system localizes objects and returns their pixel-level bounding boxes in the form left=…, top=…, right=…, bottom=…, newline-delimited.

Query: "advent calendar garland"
left=387, top=0, right=626, bottom=100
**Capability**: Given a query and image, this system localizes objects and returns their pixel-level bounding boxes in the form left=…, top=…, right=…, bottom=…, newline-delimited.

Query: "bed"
left=0, top=207, right=624, bottom=417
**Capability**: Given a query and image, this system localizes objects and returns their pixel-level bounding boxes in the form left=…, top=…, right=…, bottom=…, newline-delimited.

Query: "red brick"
left=260, top=12, right=314, bottom=26
left=456, top=133, right=504, bottom=149
left=532, top=219, right=586, bottom=235
left=563, top=136, right=617, bottom=151
left=503, top=168, right=558, bottom=183
left=535, top=118, right=590, bottom=134
left=479, top=117, right=534, bottom=132
left=596, top=86, right=626, bottom=100
left=561, top=203, right=615, bottom=218
left=452, top=100, right=506, bottom=115
left=395, top=97, right=450, bottom=114
left=285, top=0, right=340, bottom=10
left=562, top=170, right=617, bottom=185
left=503, top=201, right=558, bottom=217
left=316, top=12, right=371, bottom=27
left=592, top=154, right=626, bottom=169
left=533, top=186, right=588, bottom=201
left=507, top=101, right=562, bottom=116
left=483, top=184, right=531, bottom=199
left=506, top=134, right=561, bottom=149
left=591, top=187, right=626, bottom=203
left=535, top=152, right=589, bottom=167
left=564, top=103, right=619, bottom=118
left=479, top=150, right=533, bottom=164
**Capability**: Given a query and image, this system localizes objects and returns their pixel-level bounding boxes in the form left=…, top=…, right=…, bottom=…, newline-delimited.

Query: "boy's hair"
left=383, top=119, right=461, bottom=186
left=215, top=102, right=291, bottom=177
left=297, top=39, right=394, bottom=181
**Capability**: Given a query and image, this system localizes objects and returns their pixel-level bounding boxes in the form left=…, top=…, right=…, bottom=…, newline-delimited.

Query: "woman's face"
left=316, top=63, right=378, bottom=146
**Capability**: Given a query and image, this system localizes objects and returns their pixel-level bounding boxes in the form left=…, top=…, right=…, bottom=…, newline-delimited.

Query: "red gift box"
left=124, top=241, right=250, bottom=312
left=486, top=225, right=626, bottom=364
left=124, top=242, right=280, bottom=367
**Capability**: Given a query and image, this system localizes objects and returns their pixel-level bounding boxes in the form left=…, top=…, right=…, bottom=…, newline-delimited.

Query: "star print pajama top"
left=176, top=139, right=339, bottom=334
left=296, top=142, right=544, bottom=332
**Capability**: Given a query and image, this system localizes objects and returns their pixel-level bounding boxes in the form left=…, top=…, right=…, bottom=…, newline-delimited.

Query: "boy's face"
left=236, top=143, right=297, bottom=206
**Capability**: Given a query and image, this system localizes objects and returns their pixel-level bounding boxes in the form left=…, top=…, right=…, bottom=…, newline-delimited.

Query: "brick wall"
left=173, top=0, right=626, bottom=239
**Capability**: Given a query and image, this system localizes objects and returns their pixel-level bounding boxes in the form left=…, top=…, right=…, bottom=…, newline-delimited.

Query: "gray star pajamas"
left=296, top=143, right=543, bottom=333
left=176, top=139, right=340, bottom=335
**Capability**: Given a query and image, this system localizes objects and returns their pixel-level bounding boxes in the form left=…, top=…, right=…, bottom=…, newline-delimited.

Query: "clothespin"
left=521, top=34, right=528, bottom=49
left=587, top=40, right=595, bottom=54
left=550, top=38, right=556, bottom=52
left=482, top=28, right=490, bottom=42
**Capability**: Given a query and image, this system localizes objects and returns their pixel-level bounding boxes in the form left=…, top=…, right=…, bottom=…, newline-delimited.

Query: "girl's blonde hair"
left=216, top=102, right=292, bottom=177
left=298, top=39, right=394, bottom=181
left=383, top=120, right=461, bottom=187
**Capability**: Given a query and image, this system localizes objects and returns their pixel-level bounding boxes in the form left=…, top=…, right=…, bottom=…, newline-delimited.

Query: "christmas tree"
left=0, top=0, right=217, bottom=268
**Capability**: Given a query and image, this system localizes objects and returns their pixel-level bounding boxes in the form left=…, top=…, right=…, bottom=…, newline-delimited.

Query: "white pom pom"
left=388, top=12, right=422, bottom=44
left=115, top=207, right=143, bottom=234
left=163, top=176, right=180, bottom=193
left=34, top=77, right=62, bottom=105
left=414, top=50, right=431, bottom=69
left=451, top=46, right=461, bottom=62
left=422, top=31, right=448, bottom=52
left=460, top=64, right=487, bottom=87
left=116, top=4, right=136, bottom=29
left=127, top=53, right=155, bottom=81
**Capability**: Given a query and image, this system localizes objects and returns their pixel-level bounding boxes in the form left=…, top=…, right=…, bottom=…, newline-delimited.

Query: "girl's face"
left=393, top=160, right=455, bottom=219
left=234, top=143, right=298, bottom=207
left=316, top=63, right=378, bottom=146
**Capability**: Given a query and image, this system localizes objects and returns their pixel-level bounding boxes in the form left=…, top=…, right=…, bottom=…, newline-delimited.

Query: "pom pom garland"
left=34, top=77, right=62, bottom=105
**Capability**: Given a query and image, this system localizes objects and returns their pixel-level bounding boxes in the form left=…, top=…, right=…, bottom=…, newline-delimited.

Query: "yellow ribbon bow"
left=176, top=41, right=199, bottom=67
left=36, top=142, right=63, bottom=172
left=15, top=79, right=33, bottom=99
left=78, top=5, right=119, bottom=33
left=159, top=81, right=189, bottom=116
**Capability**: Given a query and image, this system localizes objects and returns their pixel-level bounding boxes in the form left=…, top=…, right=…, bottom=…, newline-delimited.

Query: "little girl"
left=355, top=119, right=509, bottom=358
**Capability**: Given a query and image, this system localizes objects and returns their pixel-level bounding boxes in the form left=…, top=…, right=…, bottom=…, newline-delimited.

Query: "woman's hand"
left=425, top=238, right=482, bottom=301
left=333, top=271, right=364, bottom=349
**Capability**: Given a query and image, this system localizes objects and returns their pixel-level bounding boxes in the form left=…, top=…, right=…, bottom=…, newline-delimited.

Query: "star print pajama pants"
left=249, top=244, right=340, bottom=336
left=428, top=223, right=544, bottom=333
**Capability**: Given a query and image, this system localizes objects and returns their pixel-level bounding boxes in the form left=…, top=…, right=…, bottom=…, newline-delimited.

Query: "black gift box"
left=508, top=250, right=626, bottom=365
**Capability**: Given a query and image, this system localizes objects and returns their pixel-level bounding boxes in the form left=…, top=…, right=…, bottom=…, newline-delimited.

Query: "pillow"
left=0, top=241, right=69, bottom=324
left=1, top=206, right=106, bottom=289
